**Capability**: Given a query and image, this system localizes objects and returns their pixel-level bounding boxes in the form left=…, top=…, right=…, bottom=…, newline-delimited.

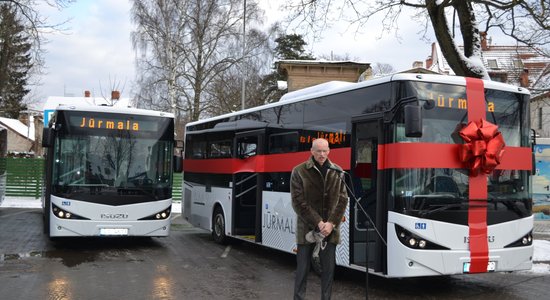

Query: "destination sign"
left=69, top=116, right=159, bottom=132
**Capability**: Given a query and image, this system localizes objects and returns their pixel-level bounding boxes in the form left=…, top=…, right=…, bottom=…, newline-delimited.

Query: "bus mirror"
left=404, top=104, right=422, bottom=138
left=42, top=128, right=55, bottom=147
left=173, top=155, right=183, bottom=173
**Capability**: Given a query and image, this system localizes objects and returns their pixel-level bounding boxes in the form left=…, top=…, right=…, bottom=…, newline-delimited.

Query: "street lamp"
left=241, top=0, right=246, bottom=110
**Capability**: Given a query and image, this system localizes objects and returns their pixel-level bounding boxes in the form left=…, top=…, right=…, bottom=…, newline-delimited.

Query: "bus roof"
left=186, top=73, right=530, bottom=127
left=54, top=104, right=174, bottom=118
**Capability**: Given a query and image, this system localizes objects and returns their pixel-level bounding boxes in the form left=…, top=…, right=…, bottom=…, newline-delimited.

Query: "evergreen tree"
left=0, top=4, right=31, bottom=118
left=260, top=34, right=315, bottom=103
left=274, top=33, right=315, bottom=60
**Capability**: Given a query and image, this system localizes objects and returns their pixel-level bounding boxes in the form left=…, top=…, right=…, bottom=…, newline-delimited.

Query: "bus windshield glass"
left=51, top=111, right=174, bottom=205
left=392, top=81, right=530, bottom=223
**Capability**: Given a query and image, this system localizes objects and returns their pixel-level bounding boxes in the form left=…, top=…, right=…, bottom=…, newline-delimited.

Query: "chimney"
left=425, top=56, right=433, bottom=69
left=19, top=112, right=29, bottom=126
left=519, top=69, right=529, bottom=87
left=84, top=90, right=91, bottom=97
left=111, top=90, right=120, bottom=100
left=480, top=32, right=488, bottom=51
left=412, top=61, right=423, bottom=68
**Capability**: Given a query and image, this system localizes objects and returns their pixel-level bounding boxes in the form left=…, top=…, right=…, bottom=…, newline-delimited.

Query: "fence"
left=5, top=158, right=44, bottom=198
left=172, top=172, right=183, bottom=201
left=3, top=157, right=183, bottom=201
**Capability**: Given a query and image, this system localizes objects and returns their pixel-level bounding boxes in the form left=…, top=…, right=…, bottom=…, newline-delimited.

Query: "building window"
left=489, top=73, right=507, bottom=83
left=539, top=107, right=543, bottom=130
left=487, top=59, right=498, bottom=69
left=513, top=59, right=523, bottom=68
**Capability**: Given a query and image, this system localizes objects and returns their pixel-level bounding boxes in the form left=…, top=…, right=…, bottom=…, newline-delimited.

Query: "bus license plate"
left=99, top=228, right=129, bottom=236
left=463, top=261, right=496, bottom=273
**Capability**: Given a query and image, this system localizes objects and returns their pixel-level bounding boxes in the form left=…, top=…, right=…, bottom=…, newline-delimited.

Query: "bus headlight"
left=52, top=204, right=88, bottom=220
left=395, top=224, right=448, bottom=250
left=418, top=240, right=427, bottom=249
left=504, top=231, right=533, bottom=248
left=139, top=206, right=172, bottom=220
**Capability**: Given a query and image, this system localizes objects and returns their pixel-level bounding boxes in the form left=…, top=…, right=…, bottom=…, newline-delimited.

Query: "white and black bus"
left=183, top=73, right=534, bottom=277
left=42, top=105, right=181, bottom=238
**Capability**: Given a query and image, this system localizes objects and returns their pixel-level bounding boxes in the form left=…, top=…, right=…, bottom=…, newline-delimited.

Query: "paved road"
left=1, top=208, right=549, bottom=300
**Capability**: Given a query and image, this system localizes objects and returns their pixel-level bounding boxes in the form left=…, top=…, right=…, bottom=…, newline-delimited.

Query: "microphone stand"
left=331, top=169, right=387, bottom=300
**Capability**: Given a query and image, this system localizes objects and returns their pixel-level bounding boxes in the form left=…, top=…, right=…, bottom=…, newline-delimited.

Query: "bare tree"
left=282, top=0, right=549, bottom=80
left=131, top=0, right=188, bottom=115
left=206, top=25, right=278, bottom=116
left=131, top=0, right=267, bottom=122
left=371, top=62, right=396, bottom=76
left=1, top=0, right=73, bottom=105
left=2, top=0, right=73, bottom=74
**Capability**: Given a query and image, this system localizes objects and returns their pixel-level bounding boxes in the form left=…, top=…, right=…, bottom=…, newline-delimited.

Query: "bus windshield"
left=51, top=112, right=174, bottom=205
left=392, top=82, right=531, bottom=224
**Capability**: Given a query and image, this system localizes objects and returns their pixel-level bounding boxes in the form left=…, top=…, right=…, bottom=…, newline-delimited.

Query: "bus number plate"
left=463, top=261, right=496, bottom=273
left=99, top=228, right=129, bottom=236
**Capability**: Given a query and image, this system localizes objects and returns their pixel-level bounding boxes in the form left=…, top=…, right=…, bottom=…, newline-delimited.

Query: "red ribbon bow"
left=458, top=119, right=505, bottom=176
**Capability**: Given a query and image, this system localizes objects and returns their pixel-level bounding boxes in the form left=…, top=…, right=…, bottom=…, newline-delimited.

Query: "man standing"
left=290, top=138, right=349, bottom=300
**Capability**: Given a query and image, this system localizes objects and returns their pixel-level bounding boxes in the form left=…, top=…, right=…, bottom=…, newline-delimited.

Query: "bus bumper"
left=387, top=214, right=534, bottom=277
left=49, top=219, right=171, bottom=237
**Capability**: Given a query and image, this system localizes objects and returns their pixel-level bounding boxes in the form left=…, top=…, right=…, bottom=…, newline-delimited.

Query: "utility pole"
left=241, top=0, right=246, bottom=110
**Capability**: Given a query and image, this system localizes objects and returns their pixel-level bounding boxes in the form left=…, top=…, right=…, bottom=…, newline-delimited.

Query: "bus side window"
left=209, top=140, right=232, bottom=158
left=188, top=140, right=206, bottom=159
left=268, top=132, right=299, bottom=154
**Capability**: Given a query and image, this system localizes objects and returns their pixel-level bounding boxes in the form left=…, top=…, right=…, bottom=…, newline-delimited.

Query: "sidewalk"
left=534, top=220, right=550, bottom=240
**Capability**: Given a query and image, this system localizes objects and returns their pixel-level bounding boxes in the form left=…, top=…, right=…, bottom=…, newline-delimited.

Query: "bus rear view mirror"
left=42, top=128, right=55, bottom=148
left=173, top=155, right=183, bottom=173
left=404, top=104, right=422, bottom=138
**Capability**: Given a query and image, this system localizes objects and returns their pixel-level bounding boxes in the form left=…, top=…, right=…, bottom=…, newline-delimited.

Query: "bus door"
left=351, top=115, right=383, bottom=272
left=233, top=129, right=265, bottom=242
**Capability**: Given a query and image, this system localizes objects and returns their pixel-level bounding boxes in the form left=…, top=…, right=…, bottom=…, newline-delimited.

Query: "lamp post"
left=241, top=0, right=246, bottom=110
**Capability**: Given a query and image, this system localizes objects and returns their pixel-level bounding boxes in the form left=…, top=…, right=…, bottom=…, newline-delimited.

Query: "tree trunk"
left=426, top=0, right=486, bottom=79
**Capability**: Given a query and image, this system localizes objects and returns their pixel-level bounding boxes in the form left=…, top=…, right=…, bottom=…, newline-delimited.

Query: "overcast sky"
left=29, top=0, right=512, bottom=111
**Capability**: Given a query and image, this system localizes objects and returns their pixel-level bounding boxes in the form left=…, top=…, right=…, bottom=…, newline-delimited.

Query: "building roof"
left=43, top=96, right=132, bottom=111
left=0, top=117, right=34, bottom=141
left=276, top=59, right=371, bottom=66
left=425, top=38, right=550, bottom=95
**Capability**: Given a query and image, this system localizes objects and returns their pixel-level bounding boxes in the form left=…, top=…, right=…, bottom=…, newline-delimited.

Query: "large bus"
left=42, top=105, right=181, bottom=238
left=182, top=73, right=534, bottom=277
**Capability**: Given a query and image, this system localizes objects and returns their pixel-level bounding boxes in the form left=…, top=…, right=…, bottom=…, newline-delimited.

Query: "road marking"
left=221, top=245, right=232, bottom=258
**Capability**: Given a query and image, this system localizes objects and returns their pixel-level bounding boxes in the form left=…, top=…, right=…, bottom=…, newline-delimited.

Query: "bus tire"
left=212, top=207, right=227, bottom=244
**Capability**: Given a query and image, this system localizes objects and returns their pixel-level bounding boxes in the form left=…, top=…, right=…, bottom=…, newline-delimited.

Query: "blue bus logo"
left=61, top=201, right=71, bottom=206
left=415, top=222, right=426, bottom=230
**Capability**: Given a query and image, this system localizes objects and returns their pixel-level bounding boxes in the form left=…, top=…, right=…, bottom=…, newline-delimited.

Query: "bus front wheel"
left=212, top=207, right=227, bottom=244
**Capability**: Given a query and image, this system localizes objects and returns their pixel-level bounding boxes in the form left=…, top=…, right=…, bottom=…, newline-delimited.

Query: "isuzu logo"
left=101, top=213, right=128, bottom=219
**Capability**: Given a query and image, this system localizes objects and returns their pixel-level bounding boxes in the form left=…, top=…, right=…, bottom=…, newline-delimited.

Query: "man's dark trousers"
left=294, top=242, right=336, bottom=300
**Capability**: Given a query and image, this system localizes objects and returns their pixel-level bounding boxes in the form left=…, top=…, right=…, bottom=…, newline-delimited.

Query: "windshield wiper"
left=486, top=198, right=527, bottom=218
left=418, top=202, right=468, bottom=218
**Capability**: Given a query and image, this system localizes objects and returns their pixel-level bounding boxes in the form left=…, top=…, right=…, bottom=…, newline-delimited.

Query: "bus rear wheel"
left=212, top=207, right=227, bottom=244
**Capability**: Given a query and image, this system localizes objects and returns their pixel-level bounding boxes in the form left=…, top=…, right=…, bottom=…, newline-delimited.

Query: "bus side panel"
left=184, top=183, right=232, bottom=234
left=261, top=191, right=296, bottom=253
left=335, top=204, right=350, bottom=267
left=387, top=212, right=534, bottom=277
left=260, top=191, right=351, bottom=267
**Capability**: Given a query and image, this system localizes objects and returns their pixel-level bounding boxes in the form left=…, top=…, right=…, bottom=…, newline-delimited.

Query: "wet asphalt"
left=1, top=207, right=549, bottom=300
